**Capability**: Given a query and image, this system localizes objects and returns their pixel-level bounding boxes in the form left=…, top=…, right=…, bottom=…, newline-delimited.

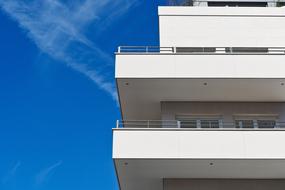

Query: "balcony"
left=116, top=46, right=285, bottom=120
left=113, top=120, right=285, bottom=159
left=113, top=120, right=285, bottom=190
left=116, top=46, right=285, bottom=79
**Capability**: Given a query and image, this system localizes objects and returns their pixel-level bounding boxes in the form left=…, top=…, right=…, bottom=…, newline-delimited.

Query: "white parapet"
left=113, top=129, right=285, bottom=159
left=116, top=53, right=285, bottom=78
left=113, top=129, right=285, bottom=190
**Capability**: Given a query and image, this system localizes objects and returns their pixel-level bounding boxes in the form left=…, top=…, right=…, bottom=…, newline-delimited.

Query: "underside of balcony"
left=117, top=78, right=285, bottom=120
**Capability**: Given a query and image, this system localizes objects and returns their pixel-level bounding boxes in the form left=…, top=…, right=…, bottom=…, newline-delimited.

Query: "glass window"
left=277, top=2, right=285, bottom=7
left=176, top=115, right=222, bottom=129
left=257, top=120, right=276, bottom=128
left=235, top=120, right=254, bottom=128
left=208, top=2, right=267, bottom=7
left=226, top=47, right=268, bottom=53
left=201, top=120, right=220, bottom=128
left=176, top=47, right=216, bottom=53
left=180, top=120, right=197, bottom=128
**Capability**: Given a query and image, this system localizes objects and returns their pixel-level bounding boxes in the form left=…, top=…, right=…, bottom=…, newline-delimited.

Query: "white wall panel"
left=113, top=130, right=285, bottom=159
left=159, top=7, right=285, bottom=47
left=116, top=54, right=285, bottom=78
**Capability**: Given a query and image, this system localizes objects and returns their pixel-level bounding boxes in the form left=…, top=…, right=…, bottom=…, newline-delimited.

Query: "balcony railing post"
left=116, top=120, right=120, bottom=128
left=177, top=120, right=181, bottom=128
left=118, top=46, right=121, bottom=53
left=147, top=120, right=150, bottom=128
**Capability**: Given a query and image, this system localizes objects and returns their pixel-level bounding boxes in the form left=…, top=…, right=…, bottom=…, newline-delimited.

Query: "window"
left=235, top=120, right=254, bottom=128
left=257, top=120, right=276, bottom=128
left=201, top=120, right=220, bottom=128
left=180, top=119, right=220, bottom=128
left=234, top=115, right=278, bottom=129
left=208, top=2, right=267, bottom=7
left=277, top=2, right=285, bottom=7
left=176, top=47, right=216, bottom=53
left=226, top=47, right=268, bottom=53
left=180, top=120, right=197, bottom=128
left=176, top=115, right=222, bottom=128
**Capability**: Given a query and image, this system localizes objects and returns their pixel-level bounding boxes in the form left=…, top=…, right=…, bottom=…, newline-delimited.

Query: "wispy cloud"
left=0, top=0, right=138, bottom=102
left=1, top=161, right=21, bottom=184
left=35, top=160, right=62, bottom=187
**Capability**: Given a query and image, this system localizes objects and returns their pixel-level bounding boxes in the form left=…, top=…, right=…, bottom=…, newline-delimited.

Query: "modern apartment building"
left=113, top=1, right=285, bottom=189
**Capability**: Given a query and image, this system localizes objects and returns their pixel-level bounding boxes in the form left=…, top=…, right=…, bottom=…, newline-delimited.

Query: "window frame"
left=176, top=115, right=223, bottom=129
left=233, top=114, right=278, bottom=129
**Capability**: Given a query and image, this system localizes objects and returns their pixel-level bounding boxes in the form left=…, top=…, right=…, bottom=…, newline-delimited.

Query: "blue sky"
left=0, top=0, right=165, bottom=189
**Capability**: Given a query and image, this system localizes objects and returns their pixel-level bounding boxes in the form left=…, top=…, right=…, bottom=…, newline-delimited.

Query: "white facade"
left=113, top=2, right=285, bottom=190
left=113, top=129, right=285, bottom=159
left=116, top=54, right=285, bottom=78
left=159, top=7, right=285, bottom=47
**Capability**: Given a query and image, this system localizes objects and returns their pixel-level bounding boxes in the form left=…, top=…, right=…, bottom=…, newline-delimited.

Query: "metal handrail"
left=117, top=46, right=285, bottom=54
left=116, top=120, right=285, bottom=129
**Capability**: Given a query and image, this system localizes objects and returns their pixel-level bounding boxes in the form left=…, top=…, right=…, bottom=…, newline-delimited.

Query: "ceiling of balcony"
left=115, top=159, right=285, bottom=190
left=117, top=78, right=285, bottom=120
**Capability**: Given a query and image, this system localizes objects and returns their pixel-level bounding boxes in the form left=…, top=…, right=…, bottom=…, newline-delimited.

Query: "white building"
left=113, top=1, right=285, bottom=190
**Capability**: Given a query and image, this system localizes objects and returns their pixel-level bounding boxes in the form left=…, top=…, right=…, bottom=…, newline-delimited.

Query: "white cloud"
left=1, top=161, right=21, bottom=184
left=0, top=0, right=138, bottom=102
left=35, top=160, right=62, bottom=186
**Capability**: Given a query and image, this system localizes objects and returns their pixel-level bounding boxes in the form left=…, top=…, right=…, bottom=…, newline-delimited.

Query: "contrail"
left=0, top=0, right=138, bottom=102
left=35, top=161, right=62, bottom=186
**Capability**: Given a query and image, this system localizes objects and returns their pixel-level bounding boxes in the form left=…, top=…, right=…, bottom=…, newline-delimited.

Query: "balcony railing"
left=168, top=0, right=285, bottom=7
left=117, top=46, right=285, bottom=55
left=116, top=120, right=285, bottom=129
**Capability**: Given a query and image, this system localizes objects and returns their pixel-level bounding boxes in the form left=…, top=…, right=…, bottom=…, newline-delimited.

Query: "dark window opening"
left=257, top=120, right=276, bottom=128
left=201, top=120, right=220, bottom=128
left=176, top=47, right=216, bottom=53
left=277, top=2, right=285, bottom=7
left=180, top=120, right=197, bottom=128
left=179, top=119, right=220, bottom=128
left=226, top=47, right=268, bottom=53
left=235, top=120, right=254, bottom=128
left=208, top=2, right=268, bottom=7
